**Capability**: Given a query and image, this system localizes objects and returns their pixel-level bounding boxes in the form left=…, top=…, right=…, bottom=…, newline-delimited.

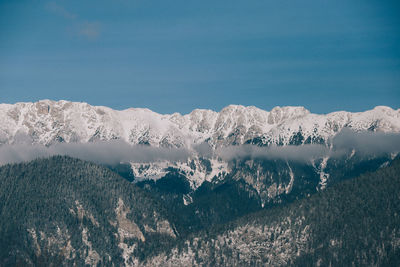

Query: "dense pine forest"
left=0, top=156, right=176, bottom=266
left=146, top=157, right=400, bottom=266
left=0, top=156, right=399, bottom=266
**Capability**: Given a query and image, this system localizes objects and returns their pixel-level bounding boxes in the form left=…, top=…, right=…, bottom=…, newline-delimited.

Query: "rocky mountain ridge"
left=1, top=100, right=399, bottom=148
left=1, top=101, right=400, bottom=266
left=1, top=100, right=399, bottom=209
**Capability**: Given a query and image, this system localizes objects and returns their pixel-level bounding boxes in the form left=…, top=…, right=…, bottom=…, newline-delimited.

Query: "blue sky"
left=1, top=0, right=399, bottom=114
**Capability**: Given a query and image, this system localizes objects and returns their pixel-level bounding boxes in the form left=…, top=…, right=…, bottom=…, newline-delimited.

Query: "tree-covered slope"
left=1, top=155, right=399, bottom=266
left=0, top=156, right=176, bottom=266
left=137, top=172, right=262, bottom=236
left=146, top=158, right=400, bottom=266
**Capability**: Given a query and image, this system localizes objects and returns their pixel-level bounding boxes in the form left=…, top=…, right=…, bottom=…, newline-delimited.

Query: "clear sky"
left=1, top=0, right=399, bottom=114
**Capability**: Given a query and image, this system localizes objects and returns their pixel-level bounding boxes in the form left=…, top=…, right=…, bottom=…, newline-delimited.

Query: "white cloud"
left=0, top=140, right=190, bottom=166
left=78, top=22, right=101, bottom=40
left=0, top=130, right=399, bottom=166
left=216, top=144, right=329, bottom=163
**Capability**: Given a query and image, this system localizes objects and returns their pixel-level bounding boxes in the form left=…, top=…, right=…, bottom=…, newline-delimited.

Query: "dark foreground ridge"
left=0, top=156, right=399, bottom=266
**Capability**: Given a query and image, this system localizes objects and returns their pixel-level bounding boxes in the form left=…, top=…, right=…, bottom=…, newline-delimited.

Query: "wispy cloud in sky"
left=45, top=1, right=101, bottom=40
left=1, top=0, right=399, bottom=113
left=45, top=1, right=77, bottom=20
left=78, top=22, right=101, bottom=39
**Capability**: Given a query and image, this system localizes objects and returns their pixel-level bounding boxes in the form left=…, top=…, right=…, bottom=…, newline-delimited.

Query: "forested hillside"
left=146, top=158, right=400, bottom=266
left=0, top=156, right=176, bottom=266
left=1, top=156, right=400, bottom=266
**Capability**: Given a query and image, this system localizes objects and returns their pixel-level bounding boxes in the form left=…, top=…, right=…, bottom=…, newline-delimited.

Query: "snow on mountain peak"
left=268, top=106, right=310, bottom=125
left=0, top=100, right=399, bottom=148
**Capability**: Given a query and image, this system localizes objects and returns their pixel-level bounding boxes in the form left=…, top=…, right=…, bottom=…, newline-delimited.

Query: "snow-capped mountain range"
left=1, top=100, right=400, bottom=205
left=1, top=99, right=399, bottom=147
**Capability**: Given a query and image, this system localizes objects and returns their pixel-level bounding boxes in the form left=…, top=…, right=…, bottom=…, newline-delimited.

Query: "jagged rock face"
left=0, top=100, right=399, bottom=147
left=226, top=153, right=394, bottom=206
